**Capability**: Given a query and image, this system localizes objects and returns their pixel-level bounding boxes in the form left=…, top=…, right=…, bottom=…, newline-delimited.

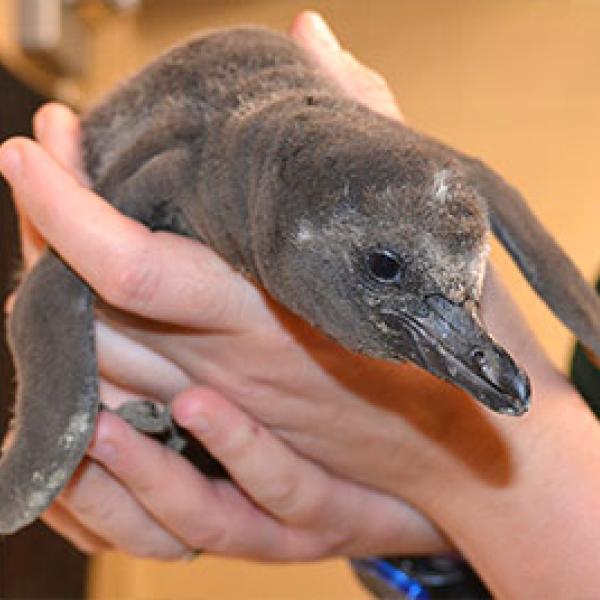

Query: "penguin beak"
left=382, top=294, right=530, bottom=415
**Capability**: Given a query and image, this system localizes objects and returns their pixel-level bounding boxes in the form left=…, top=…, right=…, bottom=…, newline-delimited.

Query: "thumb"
left=289, top=11, right=403, bottom=122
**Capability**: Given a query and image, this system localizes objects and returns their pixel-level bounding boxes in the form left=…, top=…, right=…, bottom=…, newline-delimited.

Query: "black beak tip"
left=496, top=397, right=529, bottom=417
left=492, top=369, right=531, bottom=417
left=467, top=342, right=531, bottom=417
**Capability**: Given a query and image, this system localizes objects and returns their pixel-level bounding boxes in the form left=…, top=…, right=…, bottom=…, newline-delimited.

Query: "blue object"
left=351, top=557, right=429, bottom=600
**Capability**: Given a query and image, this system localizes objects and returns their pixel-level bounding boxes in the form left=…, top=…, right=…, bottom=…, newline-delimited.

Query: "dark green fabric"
left=570, top=277, right=600, bottom=417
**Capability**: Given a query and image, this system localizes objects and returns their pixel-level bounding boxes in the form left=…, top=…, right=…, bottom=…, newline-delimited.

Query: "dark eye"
left=367, top=250, right=403, bottom=283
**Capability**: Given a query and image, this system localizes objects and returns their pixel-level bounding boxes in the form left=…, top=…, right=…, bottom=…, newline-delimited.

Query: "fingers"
left=47, top=386, right=447, bottom=560
left=14, top=103, right=86, bottom=272
left=95, top=319, right=192, bottom=405
left=290, top=11, right=403, bottom=122
left=40, top=377, right=195, bottom=560
left=172, top=387, right=337, bottom=525
left=86, top=409, right=301, bottom=559
left=43, top=457, right=194, bottom=560
left=42, top=502, right=110, bottom=555
left=172, top=388, right=449, bottom=557
left=33, top=102, right=89, bottom=185
left=63, top=402, right=324, bottom=559
left=15, top=207, right=46, bottom=271
left=43, top=377, right=193, bottom=559
left=57, top=454, right=190, bottom=560
left=0, top=138, right=264, bottom=331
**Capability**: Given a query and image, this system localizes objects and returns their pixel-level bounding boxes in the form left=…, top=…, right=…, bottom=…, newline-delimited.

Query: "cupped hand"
left=42, top=385, right=445, bottom=560
left=0, top=12, right=451, bottom=560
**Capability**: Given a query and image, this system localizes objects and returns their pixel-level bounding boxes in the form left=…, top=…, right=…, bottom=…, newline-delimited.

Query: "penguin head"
left=259, top=109, right=530, bottom=415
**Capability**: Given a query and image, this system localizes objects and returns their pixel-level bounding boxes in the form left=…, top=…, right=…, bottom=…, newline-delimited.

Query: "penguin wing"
left=458, top=152, right=600, bottom=357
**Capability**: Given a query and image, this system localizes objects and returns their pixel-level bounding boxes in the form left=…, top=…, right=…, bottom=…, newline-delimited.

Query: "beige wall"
left=2, top=1, right=600, bottom=598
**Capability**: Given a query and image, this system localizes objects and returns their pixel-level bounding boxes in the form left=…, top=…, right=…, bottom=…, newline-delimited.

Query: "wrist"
left=409, top=378, right=600, bottom=598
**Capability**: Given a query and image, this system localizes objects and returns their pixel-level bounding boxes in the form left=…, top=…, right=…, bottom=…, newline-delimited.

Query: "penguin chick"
left=2, top=26, right=599, bottom=535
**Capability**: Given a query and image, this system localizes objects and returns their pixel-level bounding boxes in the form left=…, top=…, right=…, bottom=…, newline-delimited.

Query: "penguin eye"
left=367, top=250, right=404, bottom=283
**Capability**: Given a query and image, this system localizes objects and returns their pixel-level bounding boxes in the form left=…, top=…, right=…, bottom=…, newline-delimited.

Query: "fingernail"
left=308, top=12, right=341, bottom=50
left=0, top=143, right=23, bottom=179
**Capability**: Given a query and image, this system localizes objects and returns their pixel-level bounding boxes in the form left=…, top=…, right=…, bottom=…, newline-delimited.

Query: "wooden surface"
left=2, top=1, right=600, bottom=598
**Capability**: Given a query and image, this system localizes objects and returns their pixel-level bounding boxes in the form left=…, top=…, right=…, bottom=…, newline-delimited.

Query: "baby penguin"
left=2, top=26, right=599, bottom=535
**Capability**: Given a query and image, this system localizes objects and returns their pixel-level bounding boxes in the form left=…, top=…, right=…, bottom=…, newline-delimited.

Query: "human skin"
left=3, top=11, right=600, bottom=599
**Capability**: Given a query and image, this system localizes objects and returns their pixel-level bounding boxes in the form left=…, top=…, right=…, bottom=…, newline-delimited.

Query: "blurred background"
left=1, top=0, right=599, bottom=598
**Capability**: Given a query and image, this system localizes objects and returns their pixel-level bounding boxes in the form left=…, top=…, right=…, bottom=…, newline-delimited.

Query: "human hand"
left=0, top=11, right=448, bottom=560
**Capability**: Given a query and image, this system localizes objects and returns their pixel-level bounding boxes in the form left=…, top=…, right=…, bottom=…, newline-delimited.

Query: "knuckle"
left=258, top=470, right=304, bottom=518
left=119, top=454, right=170, bottom=499
left=70, top=493, right=115, bottom=524
left=152, top=550, right=189, bottom=562
left=187, top=522, right=229, bottom=552
left=101, top=239, right=160, bottom=310
left=196, top=269, right=245, bottom=330
left=130, top=543, right=186, bottom=562
left=214, top=416, right=262, bottom=460
left=320, top=528, right=357, bottom=557
left=277, top=531, right=321, bottom=561
left=128, top=474, right=160, bottom=499
left=1, top=136, right=29, bottom=160
left=59, top=465, right=117, bottom=522
left=278, top=530, right=340, bottom=561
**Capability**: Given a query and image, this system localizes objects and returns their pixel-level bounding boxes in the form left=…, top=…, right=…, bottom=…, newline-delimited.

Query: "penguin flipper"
left=459, top=153, right=600, bottom=357
left=1, top=252, right=98, bottom=534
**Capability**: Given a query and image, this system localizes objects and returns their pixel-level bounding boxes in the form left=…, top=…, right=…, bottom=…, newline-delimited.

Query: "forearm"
left=414, top=380, right=599, bottom=598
